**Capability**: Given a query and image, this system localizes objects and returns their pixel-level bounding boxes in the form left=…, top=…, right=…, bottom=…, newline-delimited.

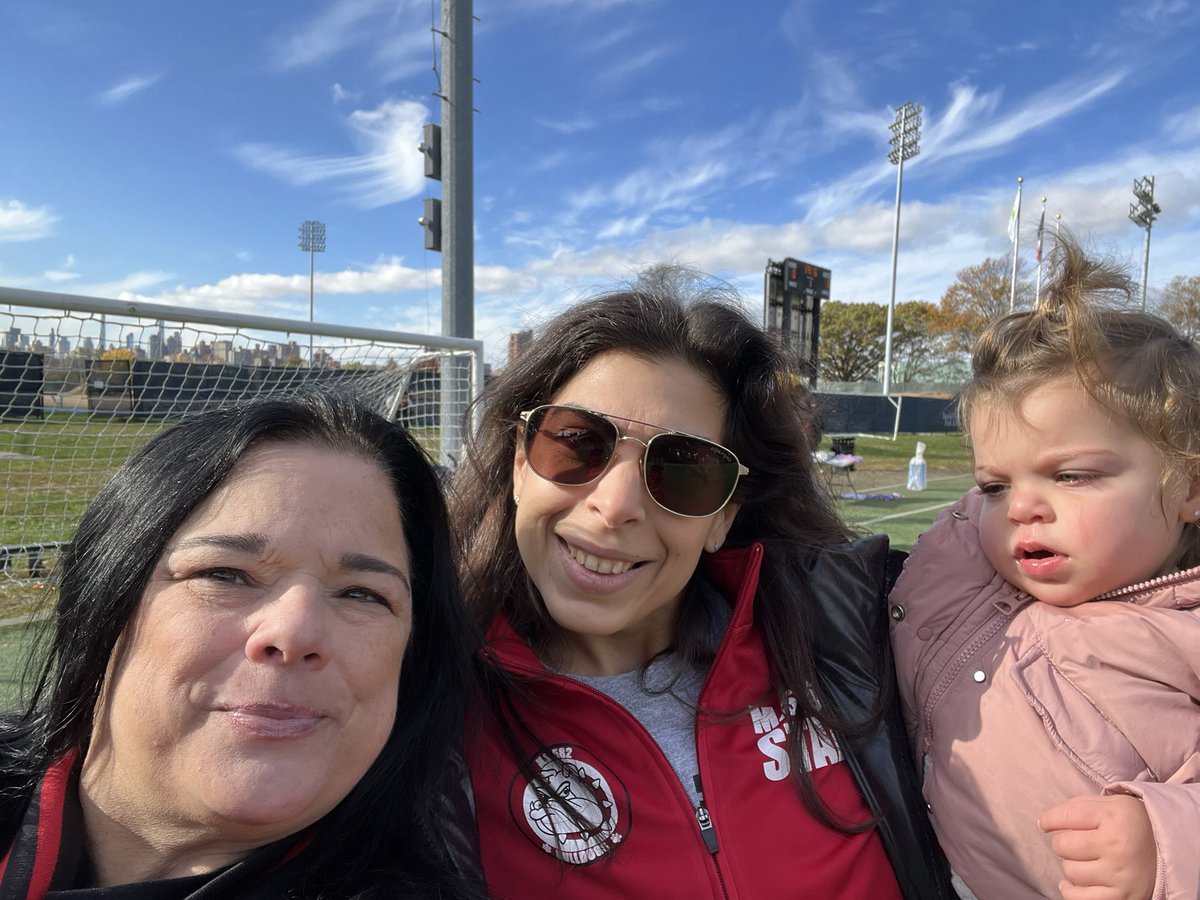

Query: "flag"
left=1035, top=209, right=1045, bottom=262
left=1007, top=185, right=1021, bottom=243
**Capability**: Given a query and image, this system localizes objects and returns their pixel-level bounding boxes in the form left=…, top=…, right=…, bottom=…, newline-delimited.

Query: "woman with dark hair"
left=451, top=273, right=952, bottom=898
left=0, top=391, right=485, bottom=899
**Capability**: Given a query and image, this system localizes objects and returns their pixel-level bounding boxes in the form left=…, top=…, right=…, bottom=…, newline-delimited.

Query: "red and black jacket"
left=468, top=537, right=951, bottom=899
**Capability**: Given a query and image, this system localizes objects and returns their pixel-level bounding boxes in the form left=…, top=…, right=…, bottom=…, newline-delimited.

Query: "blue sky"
left=2, top=0, right=1198, bottom=365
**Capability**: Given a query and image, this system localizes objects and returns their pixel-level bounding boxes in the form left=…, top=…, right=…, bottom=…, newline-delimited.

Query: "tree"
left=817, top=301, right=887, bottom=382
left=1156, top=275, right=1200, bottom=342
left=891, top=300, right=942, bottom=383
left=932, top=254, right=1033, bottom=354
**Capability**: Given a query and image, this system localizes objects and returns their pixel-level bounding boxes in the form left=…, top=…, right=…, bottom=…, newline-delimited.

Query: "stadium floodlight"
left=298, top=220, right=327, bottom=363
left=881, top=102, right=921, bottom=438
left=1128, top=176, right=1161, bottom=309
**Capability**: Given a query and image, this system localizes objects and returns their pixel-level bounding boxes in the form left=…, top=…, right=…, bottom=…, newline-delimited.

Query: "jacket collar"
left=484, top=542, right=767, bottom=673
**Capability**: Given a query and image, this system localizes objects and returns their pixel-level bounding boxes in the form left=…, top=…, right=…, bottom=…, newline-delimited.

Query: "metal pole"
left=441, top=0, right=473, bottom=340
left=882, top=140, right=904, bottom=397
left=1141, top=221, right=1152, bottom=309
left=1128, top=175, right=1160, bottom=311
left=1034, top=196, right=1046, bottom=303
left=1009, top=177, right=1022, bottom=311
left=439, top=0, right=474, bottom=468
left=308, top=248, right=315, bottom=362
left=882, top=102, right=920, bottom=440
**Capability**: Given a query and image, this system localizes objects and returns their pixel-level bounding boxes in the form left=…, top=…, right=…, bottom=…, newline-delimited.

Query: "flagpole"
left=1009, top=177, right=1023, bottom=311
left=1034, top=196, right=1047, bottom=303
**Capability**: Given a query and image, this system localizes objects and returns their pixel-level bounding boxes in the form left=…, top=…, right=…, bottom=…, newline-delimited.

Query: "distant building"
left=508, top=329, right=533, bottom=365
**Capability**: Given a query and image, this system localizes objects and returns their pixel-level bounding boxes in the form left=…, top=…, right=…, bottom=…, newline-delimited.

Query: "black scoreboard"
left=763, top=258, right=830, bottom=385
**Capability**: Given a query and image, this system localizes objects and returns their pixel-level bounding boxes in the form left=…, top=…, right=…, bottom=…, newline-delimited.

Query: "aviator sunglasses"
left=518, top=404, right=749, bottom=518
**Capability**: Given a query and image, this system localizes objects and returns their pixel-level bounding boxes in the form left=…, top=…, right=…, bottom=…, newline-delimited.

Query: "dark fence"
left=815, top=392, right=959, bottom=434
left=0, top=351, right=44, bottom=421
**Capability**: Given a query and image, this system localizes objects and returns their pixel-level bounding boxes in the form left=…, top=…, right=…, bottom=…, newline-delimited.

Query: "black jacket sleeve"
left=805, top=534, right=954, bottom=900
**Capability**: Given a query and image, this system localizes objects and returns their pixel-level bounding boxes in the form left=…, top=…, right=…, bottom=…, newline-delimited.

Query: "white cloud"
left=537, top=115, right=599, bottom=135
left=43, top=257, right=80, bottom=282
left=232, top=98, right=430, bottom=208
left=797, top=68, right=1130, bottom=224
left=1162, top=103, right=1200, bottom=145
left=85, top=271, right=176, bottom=297
left=331, top=82, right=358, bottom=104
left=98, top=74, right=164, bottom=106
left=597, top=44, right=675, bottom=83
left=0, top=199, right=58, bottom=241
left=268, top=0, right=391, bottom=70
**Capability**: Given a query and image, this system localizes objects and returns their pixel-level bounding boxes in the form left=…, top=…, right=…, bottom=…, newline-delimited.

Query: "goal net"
left=0, top=288, right=483, bottom=583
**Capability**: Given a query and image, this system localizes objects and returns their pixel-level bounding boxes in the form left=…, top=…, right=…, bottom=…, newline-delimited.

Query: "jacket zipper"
left=922, top=615, right=1006, bottom=738
left=499, top=658, right=730, bottom=896
left=693, top=774, right=729, bottom=899
left=489, top=543, right=761, bottom=899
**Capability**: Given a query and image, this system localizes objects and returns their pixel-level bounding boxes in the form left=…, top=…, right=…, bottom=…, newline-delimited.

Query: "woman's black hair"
left=2, top=389, right=486, bottom=899
left=450, top=269, right=872, bottom=831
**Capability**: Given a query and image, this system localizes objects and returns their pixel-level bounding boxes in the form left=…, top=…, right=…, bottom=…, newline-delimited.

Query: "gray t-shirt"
left=571, top=656, right=707, bottom=807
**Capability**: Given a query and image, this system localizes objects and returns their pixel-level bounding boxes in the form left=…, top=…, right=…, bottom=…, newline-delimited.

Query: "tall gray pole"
left=882, top=129, right=906, bottom=398
left=441, top=0, right=473, bottom=340
left=1009, top=177, right=1022, bottom=311
left=439, top=0, right=474, bottom=467
left=1140, top=222, right=1153, bottom=309
left=882, top=102, right=920, bottom=439
left=1128, top=176, right=1161, bottom=310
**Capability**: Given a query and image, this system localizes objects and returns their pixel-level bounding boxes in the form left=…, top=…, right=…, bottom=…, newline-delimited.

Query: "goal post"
left=1, top=286, right=484, bottom=582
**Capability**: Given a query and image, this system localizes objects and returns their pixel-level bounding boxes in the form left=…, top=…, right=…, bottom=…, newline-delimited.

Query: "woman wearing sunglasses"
left=452, top=274, right=952, bottom=899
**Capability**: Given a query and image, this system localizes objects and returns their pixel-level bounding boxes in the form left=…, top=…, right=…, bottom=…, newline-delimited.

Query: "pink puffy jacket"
left=889, top=489, right=1200, bottom=899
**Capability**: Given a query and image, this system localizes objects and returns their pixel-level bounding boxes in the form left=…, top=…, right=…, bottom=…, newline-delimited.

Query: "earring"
left=710, top=540, right=722, bottom=553
left=1194, top=508, right=1200, bottom=522
left=514, top=495, right=520, bottom=505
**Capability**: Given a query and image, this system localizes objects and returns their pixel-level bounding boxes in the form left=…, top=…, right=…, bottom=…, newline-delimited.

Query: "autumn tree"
left=891, top=300, right=942, bottom=383
left=1156, top=274, right=1200, bottom=342
left=817, top=301, right=887, bottom=382
left=932, top=254, right=1032, bottom=354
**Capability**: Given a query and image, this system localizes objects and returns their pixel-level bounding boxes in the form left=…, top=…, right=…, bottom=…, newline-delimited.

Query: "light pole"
left=882, top=101, right=921, bottom=439
left=298, top=220, right=326, bottom=363
left=1128, top=176, right=1161, bottom=309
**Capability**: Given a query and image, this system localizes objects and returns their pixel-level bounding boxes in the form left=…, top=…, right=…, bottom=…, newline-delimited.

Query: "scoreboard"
left=763, top=258, right=830, bottom=385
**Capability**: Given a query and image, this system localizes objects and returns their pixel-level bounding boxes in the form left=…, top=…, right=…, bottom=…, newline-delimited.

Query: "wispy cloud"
left=510, top=0, right=658, bottom=10
left=798, top=66, right=1130, bottom=224
left=98, top=73, right=164, bottom=107
left=267, top=0, right=428, bottom=82
left=268, top=0, right=390, bottom=70
left=331, top=82, right=358, bottom=104
left=597, top=44, right=675, bottom=83
left=537, top=115, right=599, bottom=135
left=232, top=99, right=429, bottom=207
left=0, top=199, right=58, bottom=241
left=85, top=271, right=175, bottom=297
left=44, top=253, right=79, bottom=282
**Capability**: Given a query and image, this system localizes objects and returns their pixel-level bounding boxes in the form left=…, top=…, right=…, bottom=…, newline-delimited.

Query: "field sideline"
left=2, top=430, right=976, bottom=709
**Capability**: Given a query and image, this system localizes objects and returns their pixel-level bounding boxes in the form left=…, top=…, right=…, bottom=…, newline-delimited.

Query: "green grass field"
left=0, top=622, right=40, bottom=711
left=1, top=424, right=976, bottom=707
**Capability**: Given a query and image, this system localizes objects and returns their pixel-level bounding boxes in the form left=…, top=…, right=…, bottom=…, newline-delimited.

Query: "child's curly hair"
left=958, top=229, right=1200, bottom=569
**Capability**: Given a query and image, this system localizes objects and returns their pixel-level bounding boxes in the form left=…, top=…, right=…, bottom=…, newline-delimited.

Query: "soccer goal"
left=0, top=286, right=484, bottom=582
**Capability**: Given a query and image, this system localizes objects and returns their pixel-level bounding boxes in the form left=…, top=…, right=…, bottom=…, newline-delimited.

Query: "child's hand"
left=1038, top=794, right=1156, bottom=900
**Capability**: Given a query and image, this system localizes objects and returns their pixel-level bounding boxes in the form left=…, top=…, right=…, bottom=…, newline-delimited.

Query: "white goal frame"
left=1, top=286, right=484, bottom=582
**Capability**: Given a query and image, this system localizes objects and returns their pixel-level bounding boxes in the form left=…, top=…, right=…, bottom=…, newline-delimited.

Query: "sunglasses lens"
left=524, top=406, right=617, bottom=485
left=645, top=434, right=740, bottom=517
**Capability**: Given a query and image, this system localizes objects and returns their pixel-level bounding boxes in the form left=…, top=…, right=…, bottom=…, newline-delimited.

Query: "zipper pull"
left=695, top=803, right=719, bottom=853
left=693, top=775, right=718, bottom=854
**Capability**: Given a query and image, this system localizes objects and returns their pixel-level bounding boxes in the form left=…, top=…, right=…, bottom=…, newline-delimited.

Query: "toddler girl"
left=890, top=233, right=1200, bottom=899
